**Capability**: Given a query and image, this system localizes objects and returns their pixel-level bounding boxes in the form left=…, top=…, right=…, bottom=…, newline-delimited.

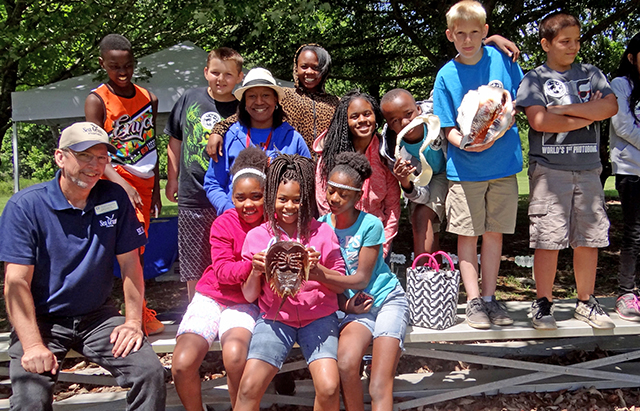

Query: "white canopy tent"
left=10, top=42, right=294, bottom=192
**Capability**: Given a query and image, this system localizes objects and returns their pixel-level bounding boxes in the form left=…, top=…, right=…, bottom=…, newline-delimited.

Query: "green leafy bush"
left=0, top=124, right=57, bottom=180
left=23, top=146, right=56, bottom=181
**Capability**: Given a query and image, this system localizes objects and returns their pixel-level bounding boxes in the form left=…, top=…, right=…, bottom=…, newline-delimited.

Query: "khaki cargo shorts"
left=409, top=172, right=448, bottom=232
left=445, top=174, right=518, bottom=236
left=528, top=163, right=609, bottom=250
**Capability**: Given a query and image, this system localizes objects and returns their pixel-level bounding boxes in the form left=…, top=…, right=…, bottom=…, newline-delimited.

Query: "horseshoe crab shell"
left=265, top=241, right=310, bottom=319
left=457, top=86, right=513, bottom=149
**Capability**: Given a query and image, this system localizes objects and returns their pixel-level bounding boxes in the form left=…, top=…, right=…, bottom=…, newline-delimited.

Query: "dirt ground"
left=1, top=196, right=638, bottom=410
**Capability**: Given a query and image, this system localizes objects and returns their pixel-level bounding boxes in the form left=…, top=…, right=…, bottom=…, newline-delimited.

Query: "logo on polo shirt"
left=99, top=214, right=117, bottom=228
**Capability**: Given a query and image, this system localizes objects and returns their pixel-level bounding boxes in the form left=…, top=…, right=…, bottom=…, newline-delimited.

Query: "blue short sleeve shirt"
left=433, top=46, right=524, bottom=181
left=0, top=171, right=146, bottom=317
left=319, top=211, right=399, bottom=306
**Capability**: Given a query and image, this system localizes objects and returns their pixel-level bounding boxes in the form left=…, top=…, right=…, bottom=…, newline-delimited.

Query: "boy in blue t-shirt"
left=516, top=12, right=618, bottom=330
left=165, top=47, right=244, bottom=301
left=432, top=0, right=523, bottom=329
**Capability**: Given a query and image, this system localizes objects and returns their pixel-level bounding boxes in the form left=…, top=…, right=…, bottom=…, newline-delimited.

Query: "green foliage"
left=0, top=123, right=57, bottom=180
left=3, top=0, right=640, bottom=185
left=0, top=178, right=39, bottom=196
left=156, top=133, right=169, bottom=180
left=516, top=113, right=530, bottom=169
left=206, top=0, right=640, bottom=102
left=23, top=146, right=56, bottom=181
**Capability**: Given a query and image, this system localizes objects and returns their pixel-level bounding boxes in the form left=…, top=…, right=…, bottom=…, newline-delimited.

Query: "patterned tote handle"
left=432, top=251, right=455, bottom=270
left=411, top=253, right=439, bottom=270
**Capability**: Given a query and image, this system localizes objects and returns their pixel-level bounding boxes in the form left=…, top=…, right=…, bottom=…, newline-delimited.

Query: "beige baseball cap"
left=58, top=122, right=117, bottom=154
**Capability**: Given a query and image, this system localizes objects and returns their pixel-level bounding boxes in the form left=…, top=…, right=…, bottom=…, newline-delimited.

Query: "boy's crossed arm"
left=525, top=92, right=618, bottom=133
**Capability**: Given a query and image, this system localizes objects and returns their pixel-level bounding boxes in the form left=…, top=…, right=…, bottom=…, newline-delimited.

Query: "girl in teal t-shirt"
left=317, top=151, right=409, bottom=411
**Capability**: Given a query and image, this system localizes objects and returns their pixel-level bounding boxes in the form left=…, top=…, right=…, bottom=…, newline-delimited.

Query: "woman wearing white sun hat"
left=203, top=67, right=311, bottom=215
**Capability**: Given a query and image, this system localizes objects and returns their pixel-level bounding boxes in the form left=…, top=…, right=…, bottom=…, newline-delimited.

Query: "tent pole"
left=12, top=122, right=19, bottom=193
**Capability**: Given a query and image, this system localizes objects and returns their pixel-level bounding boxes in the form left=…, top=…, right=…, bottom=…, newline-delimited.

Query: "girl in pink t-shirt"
left=172, top=147, right=267, bottom=411
left=315, top=90, right=401, bottom=257
left=236, top=154, right=345, bottom=411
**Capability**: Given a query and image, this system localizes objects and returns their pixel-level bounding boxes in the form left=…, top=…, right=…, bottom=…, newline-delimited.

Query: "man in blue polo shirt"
left=0, top=122, right=166, bottom=410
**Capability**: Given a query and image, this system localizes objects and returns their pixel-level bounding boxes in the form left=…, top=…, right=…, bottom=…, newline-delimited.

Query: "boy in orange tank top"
left=85, top=34, right=164, bottom=335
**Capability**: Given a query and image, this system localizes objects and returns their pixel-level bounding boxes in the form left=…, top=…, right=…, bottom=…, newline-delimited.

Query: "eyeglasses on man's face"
left=64, top=149, right=111, bottom=165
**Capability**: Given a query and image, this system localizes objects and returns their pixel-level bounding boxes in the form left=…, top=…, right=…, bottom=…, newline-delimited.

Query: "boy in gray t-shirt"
left=516, top=12, right=618, bottom=331
left=519, top=64, right=612, bottom=170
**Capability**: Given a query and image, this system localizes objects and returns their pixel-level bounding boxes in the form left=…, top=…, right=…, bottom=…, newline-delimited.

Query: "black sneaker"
left=530, top=297, right=557, bottom=330
left=465, top=297, right=491, bottom=329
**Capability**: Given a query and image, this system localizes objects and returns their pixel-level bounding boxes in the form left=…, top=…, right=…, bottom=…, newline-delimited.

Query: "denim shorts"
left=247, top=313, right=339, bottom=369
left=341, top=284, right=410, bottom=348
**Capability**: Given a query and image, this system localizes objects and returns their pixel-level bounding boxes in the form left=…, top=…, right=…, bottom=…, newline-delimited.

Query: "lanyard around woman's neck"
left=246, top=128, right=273, bottom=151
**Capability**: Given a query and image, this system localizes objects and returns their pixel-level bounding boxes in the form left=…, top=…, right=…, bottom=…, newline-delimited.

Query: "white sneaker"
left=574, top=295, right=615, bottom=329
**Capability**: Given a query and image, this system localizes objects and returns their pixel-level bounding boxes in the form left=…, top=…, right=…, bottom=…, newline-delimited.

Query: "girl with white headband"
left=173, top=147, right=267, bottom=411
left=318, top=151, right=409, bottom=411
left=203, top=67, right=310, bottom=216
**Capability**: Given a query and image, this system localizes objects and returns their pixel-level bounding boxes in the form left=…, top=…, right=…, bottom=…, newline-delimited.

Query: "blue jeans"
left=248, top=313, right=339, bottom=369
left=8, top=303, right=166, bottom=411
left=341, top=284, right=409, bottom=347
left=616, top=174, right=640, bottom=294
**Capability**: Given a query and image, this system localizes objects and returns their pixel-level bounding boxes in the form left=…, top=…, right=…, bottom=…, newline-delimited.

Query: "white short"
left=177, top=292, right=259, bottom=346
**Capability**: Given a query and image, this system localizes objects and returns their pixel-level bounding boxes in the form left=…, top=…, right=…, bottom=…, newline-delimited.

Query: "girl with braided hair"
left=315, top=89, right=401, bottom=257
left=173, top=147, right=267, bottom=410
left=237, top=154, right=346, bottom=411
left=318, top=152, right=409, bottom=411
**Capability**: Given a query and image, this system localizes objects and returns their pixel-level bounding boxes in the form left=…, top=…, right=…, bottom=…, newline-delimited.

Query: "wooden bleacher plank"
left=390, top=362, right=640, bottom=399
left=0, top=366, right=116, bottom=386
left=414, top=334, right=640, bottom=357
left=1, top=361, right=639, bottom=410
left=406, top=297, right=640, bottom=343
left=0, top=297, right=633, bottom=362
left=1, top=297, right=639, bottom=409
